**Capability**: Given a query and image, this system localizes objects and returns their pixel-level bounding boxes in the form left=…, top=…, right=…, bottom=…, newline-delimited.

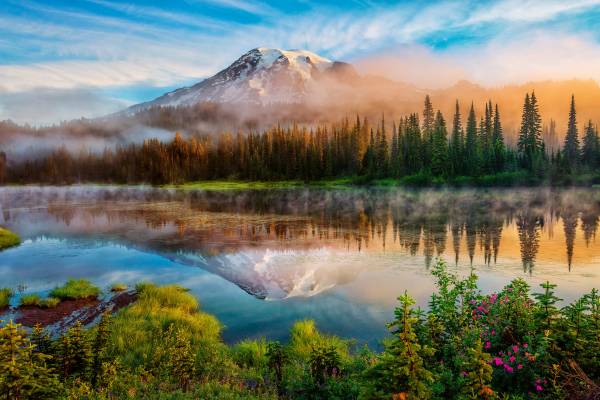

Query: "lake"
left=1, top=185, right=599, bottom=346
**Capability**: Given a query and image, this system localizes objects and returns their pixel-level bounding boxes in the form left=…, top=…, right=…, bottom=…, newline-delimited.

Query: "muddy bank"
left=13, top=291, right=137, bottom=333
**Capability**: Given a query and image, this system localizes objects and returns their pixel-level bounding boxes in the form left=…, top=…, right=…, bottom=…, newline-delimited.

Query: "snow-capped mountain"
left=130, top=48, right=356, bottom=112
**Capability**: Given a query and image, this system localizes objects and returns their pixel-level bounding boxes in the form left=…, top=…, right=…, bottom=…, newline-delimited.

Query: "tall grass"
left=49, top=278, right=100, bottom=300
left=0, top=227, right=20, bottom=251
left=0, top=288, right=13, bottom=308
left=108, top=283, right=222, bottom=369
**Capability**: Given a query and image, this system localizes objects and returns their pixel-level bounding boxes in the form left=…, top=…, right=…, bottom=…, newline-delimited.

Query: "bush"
left=20, top=293, right=41, bottom=307
left=0, top=288, right=13, bottom=308
left=50, top=278, right=100, bottom=300
left=40, top=297, right=60, bottom=308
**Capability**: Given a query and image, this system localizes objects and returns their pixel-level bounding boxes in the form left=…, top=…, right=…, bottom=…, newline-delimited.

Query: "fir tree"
left=363, top=292, right=434, bottom=399
left=465, top=103, right=479, bottom=175
left=492, top=104, right=505, bottom=171
left=450, top=100, right=464, bottom=176
left=563, top=95, right=580, bottom=170
left=582, top=120, right=599, bottom=169
left=0, top=320, right=60, bottom=399
left=431, top=111, right=449, bottom=177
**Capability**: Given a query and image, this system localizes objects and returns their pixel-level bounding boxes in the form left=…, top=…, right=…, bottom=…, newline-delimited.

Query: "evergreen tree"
left=363, top=292, right=434, bottom=399
left=465, top=103, right=479, bottom=175
left=422, top=95, right=435, bottom=166
left=0, top=320, right=60, bottom=399
left=91, top=312, right=111, bottom=387
left=449, top=100, right=464, bottom=175
left=518, top=92, right=543, bottom=170
left=431, top=110, right=449, bottom=177
left=563, top=95, right=580, bottom=170
left=582, top=120, right=599, bottom=170
left=492, top=103, right=505, bottom=171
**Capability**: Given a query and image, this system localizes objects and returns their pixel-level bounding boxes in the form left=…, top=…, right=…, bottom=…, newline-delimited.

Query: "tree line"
left=3, top=93, right=600, bottom=185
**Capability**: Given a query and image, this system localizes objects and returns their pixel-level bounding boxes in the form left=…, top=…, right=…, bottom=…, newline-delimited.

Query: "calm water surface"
left=1, top=186, right=599, bottom=346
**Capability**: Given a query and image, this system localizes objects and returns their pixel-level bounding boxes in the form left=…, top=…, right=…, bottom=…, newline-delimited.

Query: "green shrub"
left=0, top=227, right=20, bottom=251
left=0, top=288, right=13, bottom=308
left=20, top=293, right=41, bottom=307
left=40, top=297, right=60, bottom=308
left=50, top=278, right=100, bottom=300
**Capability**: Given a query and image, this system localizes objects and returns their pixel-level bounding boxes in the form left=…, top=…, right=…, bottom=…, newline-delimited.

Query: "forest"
left=2, top=260, right=599, bottom=399
left=2, top=92, right=600, bottom=186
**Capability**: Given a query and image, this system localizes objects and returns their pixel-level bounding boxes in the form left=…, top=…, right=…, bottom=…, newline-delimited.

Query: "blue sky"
left=2, top=0, right=600, bottom=123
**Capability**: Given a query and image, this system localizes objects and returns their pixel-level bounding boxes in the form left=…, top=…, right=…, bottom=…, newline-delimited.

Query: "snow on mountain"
left=129, top=48, right=353, bottom=112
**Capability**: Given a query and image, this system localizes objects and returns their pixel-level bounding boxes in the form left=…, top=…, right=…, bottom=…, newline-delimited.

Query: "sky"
left=2, top=0, right=600, bottom=124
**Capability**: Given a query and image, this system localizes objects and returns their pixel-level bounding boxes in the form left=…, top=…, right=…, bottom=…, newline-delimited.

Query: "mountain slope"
left=130, top=48, right=356, bottom=112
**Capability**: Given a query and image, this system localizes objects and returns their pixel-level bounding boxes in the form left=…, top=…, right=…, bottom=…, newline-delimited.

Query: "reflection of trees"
left=7, top=187, right=600, bottom=271
left=581, top=212, right=598, bottom=246
left=562, top=212, right=578, bottom=270
left=450, top=222, right=462, bottom=265
left=516, top=214, right=544, bottom=274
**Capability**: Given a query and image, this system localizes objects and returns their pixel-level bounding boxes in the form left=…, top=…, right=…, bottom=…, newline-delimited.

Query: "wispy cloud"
left=1, top=0, right=600, bottom=123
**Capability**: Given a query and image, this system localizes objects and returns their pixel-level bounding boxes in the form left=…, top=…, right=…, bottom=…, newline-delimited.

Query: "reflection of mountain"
left=2, top=186, right=600, bottom=298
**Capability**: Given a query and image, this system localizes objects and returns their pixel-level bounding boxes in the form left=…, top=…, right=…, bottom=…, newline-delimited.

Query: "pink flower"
left=523, top=343, right=528, bottom=348
left=509, top=356, right=516, bottom=362
left=494, top=358, right=503, bottom=366
left=535, top=384, right=543, bottom=392
left=491, top=330, right=496, bottom=335
left=512, top=345, right=519, bottom=353
left=485, top=341, right=491, bottom=349
left=517, top=364, right=523, bottom=370
left=504, top=364, right=514, bottom=373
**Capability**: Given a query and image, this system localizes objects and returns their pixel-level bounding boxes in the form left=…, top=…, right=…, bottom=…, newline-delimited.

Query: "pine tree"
left=57, top=321, right=93, bottom=380
left=363, top=292, right=434, bottom=399
left=0, top=320, right=60, bottom=399
left=422, top=95, right=435, bottom=166
left=465, top=103, right=479, bottom=176
left=460, top=340, right=495, bottom=399
left=582, top=120, right=599, bottom=170
left=431, top=110, right=449, bottom=177
left=450, top=100, right=464, bottom=175
left=91, top=312, right=111, bottom=387
left=533, top=281, right=562, bottom=333
left=563, top=95, right=580, bottom=170
left=492, top=103, right=505, bottom=172
left=391, top=122, right=400, bottom=178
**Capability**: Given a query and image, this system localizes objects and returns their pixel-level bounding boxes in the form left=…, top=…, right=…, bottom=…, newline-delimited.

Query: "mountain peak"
left=129, top=47, right=343, bottom=112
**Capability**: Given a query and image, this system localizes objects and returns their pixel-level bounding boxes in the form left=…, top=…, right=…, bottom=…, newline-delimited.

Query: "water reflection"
left=0, top=186, right=599, bottom=298
left=1, top=186, right=600, bottom=345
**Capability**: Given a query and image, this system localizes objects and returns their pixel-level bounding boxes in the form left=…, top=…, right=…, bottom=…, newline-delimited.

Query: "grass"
left=110, top=282, right=128, bottom=292
left=19, top=294, right=61, bottom=308
left=20, top=293, right=41, bottom=306
left=0, top=288, right=13, bottom=308
left=108, top=283, right=222, bottom=369
left=49, top=278, right=101, bottom=300
left=165, top=180, right=305, bottom=191
left=0, top=227, right=20, bottom=251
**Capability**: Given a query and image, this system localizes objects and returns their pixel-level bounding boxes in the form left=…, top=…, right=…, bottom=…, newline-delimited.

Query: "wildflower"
left=503, top=364, right=514, bottom=373
left=517, top=364, right=523, bottom=370
left=494, top=358, right=503, bottom=366
left=523, top=343, right=528, bottom=348
left=509, top=356, right=516, bottom=362
left=512, top=345, right=519, bottom=353
left=485, top=341, right=491, bottom=349
left=535, top=384, right=543, bottom=392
